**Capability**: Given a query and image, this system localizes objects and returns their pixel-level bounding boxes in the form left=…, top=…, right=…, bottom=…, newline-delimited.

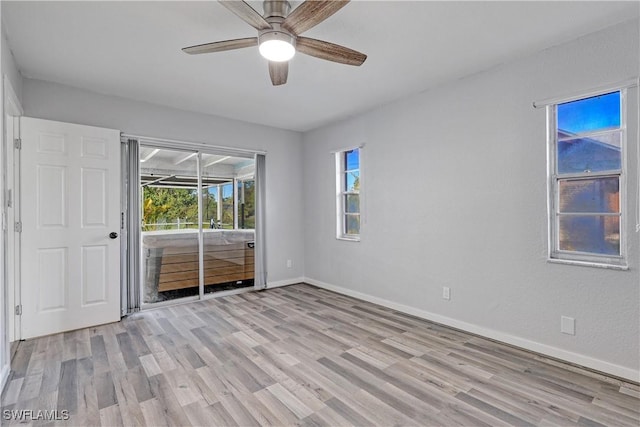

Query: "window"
left=238, top=178, right=255, bottom=229
left=221, top=182, right=234, bottom=229
left=549, top=90, right=626, bottom=267
left=336, top=147, right=361, bottom=240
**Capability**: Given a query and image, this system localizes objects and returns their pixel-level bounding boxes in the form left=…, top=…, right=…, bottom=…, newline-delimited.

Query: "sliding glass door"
left=140, top=147, right=199, bottom=303
left=139, top=145, right=256, bottom=305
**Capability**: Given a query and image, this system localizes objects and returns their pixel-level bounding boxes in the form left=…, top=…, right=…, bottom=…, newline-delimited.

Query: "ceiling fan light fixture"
left=258, top=31, right=295, bottom=62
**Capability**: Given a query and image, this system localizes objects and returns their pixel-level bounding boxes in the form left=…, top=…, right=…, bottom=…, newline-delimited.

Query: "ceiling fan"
left=182, top=0, right=367, bottom=86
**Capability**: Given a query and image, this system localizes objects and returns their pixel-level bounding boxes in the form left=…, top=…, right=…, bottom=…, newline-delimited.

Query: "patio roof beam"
left=141, top=174, right=175, bottom=187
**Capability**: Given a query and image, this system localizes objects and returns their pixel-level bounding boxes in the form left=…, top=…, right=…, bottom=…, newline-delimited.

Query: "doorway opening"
left=138, top=145, right=256, bottom=305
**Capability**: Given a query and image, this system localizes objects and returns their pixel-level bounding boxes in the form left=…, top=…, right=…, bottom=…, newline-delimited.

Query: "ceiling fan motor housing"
left=260, top=0, right=295, bottom=49
left=259, top=25, right=296, bottom=48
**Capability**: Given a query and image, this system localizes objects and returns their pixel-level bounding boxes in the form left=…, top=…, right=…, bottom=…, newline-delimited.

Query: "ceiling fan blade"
left=296, top=37, right=366, bottom=66
left=282, top=0, right=349, bottom=35
left=268, top=61, right=288, bottom=86
left=182, top=37, right=258, bottom=55
left=219, top=1, right=272, bottom=31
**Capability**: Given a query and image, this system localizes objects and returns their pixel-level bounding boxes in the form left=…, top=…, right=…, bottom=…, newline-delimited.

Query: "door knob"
left=109, top=232, right=118, bottom=239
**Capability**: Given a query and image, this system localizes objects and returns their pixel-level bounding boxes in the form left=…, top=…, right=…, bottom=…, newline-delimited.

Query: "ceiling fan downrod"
left=262, top=0, right=291, bottom=19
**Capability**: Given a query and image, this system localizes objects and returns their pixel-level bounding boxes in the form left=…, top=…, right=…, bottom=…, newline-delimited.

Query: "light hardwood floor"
left=2, top=284, right=639, bottom=426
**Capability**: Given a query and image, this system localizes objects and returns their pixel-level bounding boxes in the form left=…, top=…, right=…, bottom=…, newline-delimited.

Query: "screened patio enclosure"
left=139, top=145, right=257, bottom=304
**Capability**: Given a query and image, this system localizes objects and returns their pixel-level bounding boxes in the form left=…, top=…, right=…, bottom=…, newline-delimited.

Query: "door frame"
left=2, top=75, right=23, bottom=390
left=125, top=134, right=262, bottom=310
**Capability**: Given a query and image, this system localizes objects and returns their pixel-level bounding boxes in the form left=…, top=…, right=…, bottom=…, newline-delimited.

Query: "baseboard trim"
left=267, top=277, right=305, bottom=289
left=303, top=277, right=639, bottom=383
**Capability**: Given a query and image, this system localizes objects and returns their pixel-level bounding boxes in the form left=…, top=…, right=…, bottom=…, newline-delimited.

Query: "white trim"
left=336, top=236, right=361, bottom=242
left=335, top=147, right=362, bottom=240
left=547, top=258, right=629, bottom=270
left=303, top=277, right=640, bottom=383
left=2, top=78, right=23, bottom=385
left=121, top=133, right=265, bottom=157
left=533, top=78, right=638, bottom=108
left=547, top=89, right=628, bottom=266
left=197, top=153, right=204, bottom=299
left=266, top=277, right=304, bottom=289
left=330, top=143, right=365, bottom=154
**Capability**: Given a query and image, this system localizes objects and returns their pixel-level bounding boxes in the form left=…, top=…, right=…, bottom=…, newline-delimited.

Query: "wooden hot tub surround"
left=143, top=229, right=254, bottom=301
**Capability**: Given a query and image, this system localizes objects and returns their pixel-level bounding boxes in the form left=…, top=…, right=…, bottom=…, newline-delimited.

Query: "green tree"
left=240, top=180, right=255, bottom=229
left=143, top=187, right=199, bottom=230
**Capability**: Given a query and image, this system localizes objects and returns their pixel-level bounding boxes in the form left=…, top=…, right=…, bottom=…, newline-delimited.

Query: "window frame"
left=335, top=146, right=362, bottom=241
left=546, top=88, right=628, bottom=269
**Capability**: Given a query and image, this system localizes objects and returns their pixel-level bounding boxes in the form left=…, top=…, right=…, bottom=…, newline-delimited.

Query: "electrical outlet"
left=442, top=286, right=450, bottom=300
left=286, top=259, right=292, bottom=268
left=561, top=316, right=575, bottom=335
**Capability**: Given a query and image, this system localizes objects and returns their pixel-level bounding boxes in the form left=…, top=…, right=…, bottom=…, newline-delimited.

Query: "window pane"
left=221, top=183, right=234, bottom=229
left=559, top=215, right=620, bottom=255
left=557, top=131, right=621, bottom=173
left=239, top=180, right=255, bottom=229
left=559, top=178, right=619, bottom=213
left=345, top=214, right=360, bottom=235
left=345, top=194, right=359, bottom=213
left=202, top=186, right=219, bottom=229
left=345, top=149, right=359, bottom=171
left=557, top=91, right=620, bottom=136
left=345, top=171, right=360, bottom=192
left=142, top=186, right=199, bottom=231
left=142, top=232, right=200, bottom=303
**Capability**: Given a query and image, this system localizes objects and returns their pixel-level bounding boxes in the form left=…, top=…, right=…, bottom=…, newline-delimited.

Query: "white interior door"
left=20, top=117, right=121, bottom=339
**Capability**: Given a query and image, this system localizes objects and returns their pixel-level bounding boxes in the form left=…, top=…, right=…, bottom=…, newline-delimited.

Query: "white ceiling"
left=3, top=1, right=638, bottom=132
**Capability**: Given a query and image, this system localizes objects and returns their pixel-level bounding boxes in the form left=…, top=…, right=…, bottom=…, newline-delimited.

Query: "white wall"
left=2, top=25, right=22, bottom=102
left=302, top=19, right=640, bottom=380
left=22, top=78, right=305, bottom=286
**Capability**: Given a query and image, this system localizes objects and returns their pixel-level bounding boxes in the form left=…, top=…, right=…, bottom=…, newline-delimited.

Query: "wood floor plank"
left=57, top=359, right=78, bottom=415
left=95, top=371, right=117, bottom=410
left=456, top=391, right=537, bottom=427
left=99, top=402, right=124, bottom=427
left=1, top=378, right=23, bottom=406
left=139, top=398, right=169, bottom=427
left=146, top=374, right=191, bottom=426
left=2, top=283, right=638, bottom=427
left=112, top=372, right=146, bottom=427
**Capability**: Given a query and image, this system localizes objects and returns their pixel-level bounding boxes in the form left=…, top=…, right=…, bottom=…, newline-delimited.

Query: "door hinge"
left=14, top=222, right=22, bottom=233
left=14, top=138, right=22, bottom=150
left=6, top=189, right=12, bottom=208
left=15, top=305, right=22, bottom=316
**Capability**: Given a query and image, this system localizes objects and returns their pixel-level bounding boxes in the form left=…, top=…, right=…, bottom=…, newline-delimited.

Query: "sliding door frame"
left=121, top=134, right=264, bottom=313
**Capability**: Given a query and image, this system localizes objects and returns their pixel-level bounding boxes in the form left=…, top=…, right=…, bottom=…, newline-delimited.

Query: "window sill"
left=547, top=258, right=628, bottom=271
left=337, top=236, right=360, bottom=242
